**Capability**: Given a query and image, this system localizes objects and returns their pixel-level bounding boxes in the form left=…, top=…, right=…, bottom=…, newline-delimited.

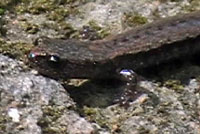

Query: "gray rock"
left=0, top=54, right=95, bottom=134
left=1, top=0, right=200, bottom=134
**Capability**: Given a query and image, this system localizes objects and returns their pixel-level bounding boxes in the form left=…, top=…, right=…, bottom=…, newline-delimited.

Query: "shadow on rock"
left=63, top=79, right=159, bottom=108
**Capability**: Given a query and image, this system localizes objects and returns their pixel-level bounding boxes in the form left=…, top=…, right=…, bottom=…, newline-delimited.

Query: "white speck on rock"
left=8, top=108, right=20, bottom=122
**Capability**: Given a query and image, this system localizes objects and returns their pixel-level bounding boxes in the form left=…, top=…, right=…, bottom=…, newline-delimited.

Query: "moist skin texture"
left=29, top=11, right=200, bottom=80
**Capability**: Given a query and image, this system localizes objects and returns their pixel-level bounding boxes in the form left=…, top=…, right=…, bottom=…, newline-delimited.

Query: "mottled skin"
left=29, top=11, right=200, bottom=105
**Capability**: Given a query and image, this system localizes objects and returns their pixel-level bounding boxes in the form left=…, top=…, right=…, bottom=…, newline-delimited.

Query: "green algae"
left=9, top=0, right=109, bottom=40
left=0, top=115, right=7, bottom=133
left=82, top=105, right=146, bottom=132
left=163, top=80, right=184, bottom=92
left=88, top=20, right=110, bottom=39
left=0, top=0, right=15, bottom=7
left=21, top=22, right=39, bottom=34
left=15, top=0, right=82, bottom=39
left=46, top=6, right=80, bottom=23
left=182, top=0, right=200, bottom=12
left=0, top=111, right=11, bottom=133
left=0, top=19, right=6, bottom=36
left=47, top=8, right=70, bottom=21
left=0, top=8, right=5, bottom=15
left=38, top=105, right=67, bottom=134
left=16, top=0, right=81, bottom=15
left=0, top=38, right=34, bottom=60
left=77, top=20, right=110, bottom=40
left=83, top=106, right=111, bottom=128
left=123, top=12, right=148, bottom=27
left=17, top=0, right=56, bottom=14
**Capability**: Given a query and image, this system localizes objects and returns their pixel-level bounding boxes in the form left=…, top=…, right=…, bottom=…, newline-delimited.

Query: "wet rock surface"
left=0, top=0, right=200, bottom=134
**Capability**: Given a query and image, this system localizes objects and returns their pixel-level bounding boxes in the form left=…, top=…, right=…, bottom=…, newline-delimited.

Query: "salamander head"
left=28, top=37, right=99, bottom=79
left=28, top=37, right=115, bottom=79
left=28, top=43, right=64, bottom=79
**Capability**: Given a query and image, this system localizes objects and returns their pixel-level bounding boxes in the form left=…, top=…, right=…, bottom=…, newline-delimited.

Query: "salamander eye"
left=48, top=55, right=60, bottom=63
left=47, top=55, right=61, bottom=68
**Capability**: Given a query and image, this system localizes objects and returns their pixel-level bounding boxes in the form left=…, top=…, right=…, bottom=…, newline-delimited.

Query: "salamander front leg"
left=114, top=69, right=141, bottom=107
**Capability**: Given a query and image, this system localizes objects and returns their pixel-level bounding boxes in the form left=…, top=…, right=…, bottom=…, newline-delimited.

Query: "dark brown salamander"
left=29, top=11, right=200, bottom=105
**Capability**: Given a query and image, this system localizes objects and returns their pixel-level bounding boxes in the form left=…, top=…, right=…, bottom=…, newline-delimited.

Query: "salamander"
left=28, top=11, right=200, bottom=105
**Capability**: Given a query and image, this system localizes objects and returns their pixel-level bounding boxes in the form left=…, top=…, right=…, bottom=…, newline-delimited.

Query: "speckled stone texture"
left=0, top=54, right=95, bottom=134
left=0, top=0, right=200, bottom=134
